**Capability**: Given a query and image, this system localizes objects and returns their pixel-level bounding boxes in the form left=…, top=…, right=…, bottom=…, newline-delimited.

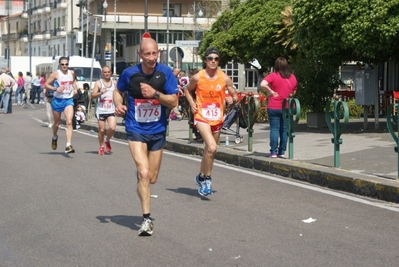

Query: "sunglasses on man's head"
left=60, top=63, right=69, bottom=66
left=206, top=56, right=220, bottom=62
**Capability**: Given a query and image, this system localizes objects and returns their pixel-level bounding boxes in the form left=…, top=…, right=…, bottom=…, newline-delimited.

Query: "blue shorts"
left=126, top=131, right=166, bottom=151
left=51, top=97, right=74, bottom=112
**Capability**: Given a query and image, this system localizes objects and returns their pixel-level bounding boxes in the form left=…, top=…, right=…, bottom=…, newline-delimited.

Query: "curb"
left=75, top=121, right=399, bottom=204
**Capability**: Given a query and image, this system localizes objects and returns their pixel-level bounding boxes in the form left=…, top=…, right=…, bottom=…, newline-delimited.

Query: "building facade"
left=0, top=0, right=259, bottom=91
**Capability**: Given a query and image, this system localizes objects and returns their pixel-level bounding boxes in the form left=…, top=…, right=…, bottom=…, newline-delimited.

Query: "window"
left=221, top=62, right=240, bottom=90
left=163, top=3, right=181, bottom=17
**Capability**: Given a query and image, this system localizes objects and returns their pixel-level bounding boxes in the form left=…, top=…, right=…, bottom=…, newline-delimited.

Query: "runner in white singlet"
left=91, top=66, right=117, bottom=155
left=44, top=56, right=78, bottom=154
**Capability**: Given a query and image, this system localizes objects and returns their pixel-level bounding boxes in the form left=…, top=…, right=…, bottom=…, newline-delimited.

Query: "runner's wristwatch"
left=153, top=91, right=160, bottom=99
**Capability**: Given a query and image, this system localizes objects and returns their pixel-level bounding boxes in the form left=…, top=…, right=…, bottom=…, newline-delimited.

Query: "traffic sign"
left=175, top=40, right=200, bottom=48
left=88, top=16, right=102, bottom=36
left=169, top=47, right=184, bottom=61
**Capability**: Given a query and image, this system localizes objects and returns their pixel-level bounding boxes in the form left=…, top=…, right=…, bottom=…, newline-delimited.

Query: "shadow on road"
left=166, top=187, right=213, bottom=200
left=96, top=215, right=143, bottom=230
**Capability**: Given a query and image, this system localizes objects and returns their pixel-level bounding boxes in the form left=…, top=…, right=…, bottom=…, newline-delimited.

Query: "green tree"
left=293, top=0, right=399, bottom=63
left=200, top=0, right=292, bottom=72
left=292, top=0, right=399, bottom=112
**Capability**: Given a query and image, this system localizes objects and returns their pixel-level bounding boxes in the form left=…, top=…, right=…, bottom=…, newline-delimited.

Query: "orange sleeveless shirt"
left=194, top=69, right=226, bottom=126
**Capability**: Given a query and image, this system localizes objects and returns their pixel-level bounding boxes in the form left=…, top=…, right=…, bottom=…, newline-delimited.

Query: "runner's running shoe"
left=138, top=217, right=154, bottom=236
left=99, top=146, right=105, bottom=155
left=51, top=136, right=58, bottom=150
left=105, top=140, right=112, bottom=153
left=65, top=145, right=75, bottom=154
left=204, top=176, right=213, bottom=195
left=196, top=174, right=209, bottom=196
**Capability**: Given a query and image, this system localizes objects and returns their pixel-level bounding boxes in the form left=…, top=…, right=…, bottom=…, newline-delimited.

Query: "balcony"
left=33, top=30, right=51, bottom=40
left=2, top=33, right=19, bottom=42
left=59, top=0, right=67, bottom=9
left=19, top=34, right=28, bottom=42
left=100, top=14, right=217, bottom=29
left=56, top=27, right=66, bottom=36
left=43, top=4, right=51, bottom=13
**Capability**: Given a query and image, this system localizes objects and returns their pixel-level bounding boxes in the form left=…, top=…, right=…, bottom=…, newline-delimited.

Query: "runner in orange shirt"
left=185, top=47, right=238, bottom=196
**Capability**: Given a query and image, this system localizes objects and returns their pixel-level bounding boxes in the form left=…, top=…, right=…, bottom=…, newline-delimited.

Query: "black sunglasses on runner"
left=206, top=56, right=220, bottom=62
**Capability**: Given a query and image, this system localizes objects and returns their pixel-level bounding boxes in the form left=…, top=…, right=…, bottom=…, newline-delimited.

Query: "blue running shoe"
left=195, top=174, right=202, bottom=187
left=198, top=181, right=209, bottom=196
left=196, top=174, right=209, bottom=196
left=205, top=177, right=213, bottom=195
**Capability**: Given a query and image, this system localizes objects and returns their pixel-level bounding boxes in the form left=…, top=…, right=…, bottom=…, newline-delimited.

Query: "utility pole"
left=7, top=0, right=10, bottom=68
left=113, top=0, right=116, bottom=76
left=70, top=0, right=74, bottom=55
left=28, top=0, right=32, bottom=74
left=144, top=0, right=148, bottom=32
left=166, top=0, right=169, bottom=66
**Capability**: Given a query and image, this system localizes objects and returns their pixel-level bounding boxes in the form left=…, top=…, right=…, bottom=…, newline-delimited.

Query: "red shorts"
left=194, top=119, right=223, bottom=133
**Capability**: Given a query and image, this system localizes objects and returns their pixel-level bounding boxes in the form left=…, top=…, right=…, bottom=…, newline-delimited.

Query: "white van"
left=36, top=56, right=102, bottom=89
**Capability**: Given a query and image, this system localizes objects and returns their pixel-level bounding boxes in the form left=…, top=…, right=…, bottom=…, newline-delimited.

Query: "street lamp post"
left=113, top=0, right=116, bottom=77
left=7, top=0, right=10, bottom=68
left=28, top=1, right=32, bottom=74
left=103, top=0, right=111, bottom=68
left=83, top=6, right=90, bottom=57
left=166, top=0, right=169, bottom=67
left=187, top=2, right=203, bottom=69
left=144, top=0, right=148, bottom=32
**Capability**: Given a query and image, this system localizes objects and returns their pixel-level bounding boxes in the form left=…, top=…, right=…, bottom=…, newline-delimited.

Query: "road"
left=1, top=108, right=399, bottom=267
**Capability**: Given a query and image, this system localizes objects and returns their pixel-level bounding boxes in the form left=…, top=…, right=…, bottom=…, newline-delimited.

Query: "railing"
left=101, top=14, right=217, bottom=27
left=1, top=33, right=19, bottom=41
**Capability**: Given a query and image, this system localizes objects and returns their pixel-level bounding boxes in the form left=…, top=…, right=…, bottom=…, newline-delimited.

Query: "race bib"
left=61, top=81, right=72, bottom=94
left=100, top=98, right=113, bottom=109
left=135, top=99, right=161, bottom=122
left=201, top=103, right=221, bottom=121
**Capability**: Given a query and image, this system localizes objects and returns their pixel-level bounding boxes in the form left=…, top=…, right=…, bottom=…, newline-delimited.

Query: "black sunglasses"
left=60, top=63, right=69, bottom=66
left=206, top=56, right=220, bottom=62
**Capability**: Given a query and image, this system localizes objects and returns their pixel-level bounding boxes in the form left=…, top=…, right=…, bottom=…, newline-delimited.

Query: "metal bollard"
left=386, top=103, right=399, bottom=178
left=282, top=95, right=301, bottom=159
left=240, top=93, right=260, bottom=152
left=188, top=108, right=193, bottom=141
left=325, top=96, right=349, bottom=168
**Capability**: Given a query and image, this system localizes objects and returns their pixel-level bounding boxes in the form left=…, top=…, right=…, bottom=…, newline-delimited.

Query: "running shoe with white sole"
left=204, top=177, right=213, bottom=195
left=138, top=217, right=154, bottom=236
left=65, top=145, right=75, bottom=153
left=196, top=174, right=209, bottom=196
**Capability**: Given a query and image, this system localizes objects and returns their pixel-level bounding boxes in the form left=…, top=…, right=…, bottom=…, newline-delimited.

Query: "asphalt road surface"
left=1, top=108, right=399, bottom=267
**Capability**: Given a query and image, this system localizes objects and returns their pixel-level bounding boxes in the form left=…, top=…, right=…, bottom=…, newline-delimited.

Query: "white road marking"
left=32, top=116, right=399, bottom=213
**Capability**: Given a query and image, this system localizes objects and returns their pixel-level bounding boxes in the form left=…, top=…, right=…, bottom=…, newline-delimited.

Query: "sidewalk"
left=80, top=114, right=399, bottom=204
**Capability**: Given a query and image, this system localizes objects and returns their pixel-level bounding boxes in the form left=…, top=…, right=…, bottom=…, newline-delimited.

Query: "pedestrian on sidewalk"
left=43, top=82, right=54, bottom=128
left=185, top=47, right=238, bottom=196
left=91, top=66, right=117, bottom=155
left=44, top=56, right=78, bottom=154
left=23, top=72, right=32, bottom=104
left=114, top=37, right=178, bottom=236
left=38, top=72, right=46, bottom=104
left=31, top=72, right=41, bottom=104
left=259, top=57, right=297, bottom=158
left=1, top=68, right=16, bottom=114
left=15, top=72, right=25, bottom=105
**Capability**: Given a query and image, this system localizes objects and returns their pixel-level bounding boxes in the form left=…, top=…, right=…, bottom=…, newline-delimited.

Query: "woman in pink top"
left=260, top=57, right=297, bottom=158
left=15, top=72, right=25, bottom=105
left=37, top=72, right=46, bottom=104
